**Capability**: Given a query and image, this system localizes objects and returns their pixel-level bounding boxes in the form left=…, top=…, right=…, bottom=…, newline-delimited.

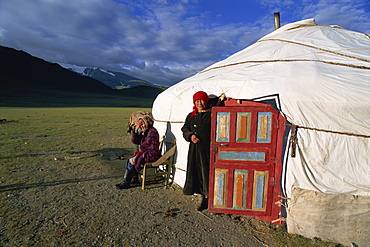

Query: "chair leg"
left=142, top=165, right=147, bottom=190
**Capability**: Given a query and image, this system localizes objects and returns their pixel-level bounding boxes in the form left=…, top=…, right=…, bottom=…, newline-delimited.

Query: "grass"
left=0, top=107, right=341, bottom=247
left=0, top=107, right=147, bottom=185
left=0, top=90, right=155, bottom=107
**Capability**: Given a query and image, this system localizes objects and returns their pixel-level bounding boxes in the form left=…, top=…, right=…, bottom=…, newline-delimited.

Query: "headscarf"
left=191, top=91, right=209, bottom=117
left=138, top=116, right=153, bottom=128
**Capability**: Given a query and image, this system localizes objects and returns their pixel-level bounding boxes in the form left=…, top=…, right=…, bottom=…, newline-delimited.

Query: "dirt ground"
left=0, top=106, right=341, bottom=247
left=0, top=152, right=340, bottom=247
left=0, top=151, right=273, bottom=247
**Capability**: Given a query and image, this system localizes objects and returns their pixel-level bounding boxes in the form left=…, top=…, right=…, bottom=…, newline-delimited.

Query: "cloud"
left=0, top=0, right=269, bottom=85
left=307, top=0, right=370, bottom=32
left=0, top=0, right=368, bottom=86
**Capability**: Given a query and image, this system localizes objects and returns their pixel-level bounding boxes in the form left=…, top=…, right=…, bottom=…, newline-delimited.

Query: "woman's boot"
left=131, top=174, right=139, bottom=184
left=194, top=194, right=208, bottom=211
left=115, top=169, right=136, bottom=189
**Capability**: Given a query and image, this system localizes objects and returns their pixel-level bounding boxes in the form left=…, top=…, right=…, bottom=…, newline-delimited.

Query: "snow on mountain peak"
left=99, top=68, right=115, bottom=77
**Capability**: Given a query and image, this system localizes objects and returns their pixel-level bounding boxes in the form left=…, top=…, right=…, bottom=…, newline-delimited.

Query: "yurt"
left=152, top=19, right=370, bottom=246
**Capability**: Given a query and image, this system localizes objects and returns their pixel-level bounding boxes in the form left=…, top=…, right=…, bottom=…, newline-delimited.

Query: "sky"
left=0, top=0, right=369, bottom=86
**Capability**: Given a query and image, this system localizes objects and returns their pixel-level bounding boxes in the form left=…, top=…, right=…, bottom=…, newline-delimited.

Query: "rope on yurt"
left=153, top=119, right=185, bottom=123
left=284, top=123, right=370, bottom=138
left=198, top=58, right=370, bottom=74
left=259, top=38, right=370, bottom=63
left=198, top=37, right=370, bottom=74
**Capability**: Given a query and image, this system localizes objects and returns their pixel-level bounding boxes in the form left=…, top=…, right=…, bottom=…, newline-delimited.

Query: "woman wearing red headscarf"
left=181, top=91, right=211, bottom=211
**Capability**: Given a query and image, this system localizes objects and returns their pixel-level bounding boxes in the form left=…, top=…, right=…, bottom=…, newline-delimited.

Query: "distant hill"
left=118, top=84, right=164, bottom=98
left=60, top=64, right=155, bottom=89
left=0, top=45, right=165, bottom=107
left=0, top=46, right=113, bottom=94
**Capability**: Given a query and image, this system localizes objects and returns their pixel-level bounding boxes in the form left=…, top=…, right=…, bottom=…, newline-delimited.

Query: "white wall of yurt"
left=152, top=19, right=370, bottom=247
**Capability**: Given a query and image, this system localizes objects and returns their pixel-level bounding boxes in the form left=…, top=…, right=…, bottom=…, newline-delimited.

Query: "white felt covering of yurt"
left=152, top=19, right=370, bottom=198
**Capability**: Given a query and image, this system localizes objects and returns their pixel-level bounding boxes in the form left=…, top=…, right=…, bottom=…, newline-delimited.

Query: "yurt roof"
left=152, top=19, right=370, bottom=136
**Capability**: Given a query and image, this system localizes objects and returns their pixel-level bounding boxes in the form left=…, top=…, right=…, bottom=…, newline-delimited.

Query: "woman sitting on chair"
left=115, top=116, right=161, bottom=189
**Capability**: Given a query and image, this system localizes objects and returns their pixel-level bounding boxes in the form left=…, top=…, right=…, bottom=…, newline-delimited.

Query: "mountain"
left=118, top=84, right=164, bottom=98
left=0, top=46, right=113, bottom=94
left=60, top=64, right=154, bottom=89
left=0, top=45, right=165, bottom=107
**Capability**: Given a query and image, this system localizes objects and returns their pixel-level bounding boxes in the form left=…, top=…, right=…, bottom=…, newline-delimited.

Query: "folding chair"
left=141, top=138, right=176, bottom=190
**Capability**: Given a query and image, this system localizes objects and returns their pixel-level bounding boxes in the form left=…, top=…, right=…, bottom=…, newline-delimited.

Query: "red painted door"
left=208, top=100, right=286, bottom=223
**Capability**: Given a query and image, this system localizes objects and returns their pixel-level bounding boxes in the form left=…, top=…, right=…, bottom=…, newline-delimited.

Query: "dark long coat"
left=181, top=110, right=211, bottom=197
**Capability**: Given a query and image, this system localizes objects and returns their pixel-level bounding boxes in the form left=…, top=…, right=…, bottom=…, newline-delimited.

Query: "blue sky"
left=0, top=0, right=369, bottom=86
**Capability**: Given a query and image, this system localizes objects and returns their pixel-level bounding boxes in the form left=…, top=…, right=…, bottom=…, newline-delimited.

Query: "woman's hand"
left=140, top=124, right=147, bottom=133
left=129, top=156, right=136, bottom=165
left=135, top=119, right=147, bottom=134
left=191, top=134, right=201, bottom=144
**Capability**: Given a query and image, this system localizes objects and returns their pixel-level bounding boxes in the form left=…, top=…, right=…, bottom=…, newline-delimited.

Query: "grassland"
left=0, top=90, right=155, bottom=107
left=0, top=107, right=341, bottom=246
